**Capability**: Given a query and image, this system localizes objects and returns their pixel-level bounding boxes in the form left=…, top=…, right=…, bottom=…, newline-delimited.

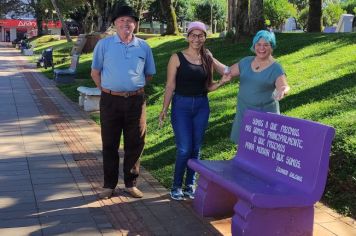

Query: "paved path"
left=0, top=42, right=355, bottom=236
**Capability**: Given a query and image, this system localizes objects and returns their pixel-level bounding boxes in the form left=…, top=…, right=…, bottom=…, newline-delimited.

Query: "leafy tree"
left=147, top=0, right=193, bottom=24
left=194, top=0, right=226, bottom=32
left=0, top=0, right=26, bottom=18
left=175, top=0, right=194, bottom=22
left=297, top=7, right=309, bottom=30
left=323, top=3, right=346, bottom=26
left=288, top=0, right=308, bottom=12
left=340, top=0, right=356, bottom=14
left=264, top=0, right=297, bottom=30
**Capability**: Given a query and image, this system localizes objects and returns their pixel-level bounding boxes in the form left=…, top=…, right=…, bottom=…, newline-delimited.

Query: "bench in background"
left=54, top=54, right=80, bottom=84
left=188, top=110, right=335, bottom=236
left=23, top=43, right=35, bottom=56
left=77, top=86, right=101, bottom=112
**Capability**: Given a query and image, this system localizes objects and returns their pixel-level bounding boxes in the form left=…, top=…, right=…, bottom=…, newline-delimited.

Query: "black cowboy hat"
left=111, top=5, right=139, bottom=23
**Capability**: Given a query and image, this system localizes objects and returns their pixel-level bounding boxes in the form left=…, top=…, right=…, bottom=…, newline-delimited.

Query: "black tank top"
left=175, top=52, right=208, bottom=96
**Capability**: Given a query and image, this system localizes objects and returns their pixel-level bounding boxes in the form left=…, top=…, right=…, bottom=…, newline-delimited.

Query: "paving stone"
left=39, top=213, right=96, bottom=225
left=0, top=208, right=38, bottom=220
left=41, top=222, right=101, bottom=236
left=319, top=221, right=356, bottom=236
left=34, top=189, right=84, bottom=202
left=37, top=197, right=88, bottom=210
left=0, top=225, right=42, bottom=236
left=0, top=202, right=37, bottom=213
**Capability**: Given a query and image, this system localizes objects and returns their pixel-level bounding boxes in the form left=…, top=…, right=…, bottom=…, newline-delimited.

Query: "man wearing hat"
left=91, top=5, right=156, bottom=199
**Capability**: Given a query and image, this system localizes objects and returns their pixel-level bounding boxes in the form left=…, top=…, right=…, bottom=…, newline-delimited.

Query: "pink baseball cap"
left=187, top=21, right=207, bottom=35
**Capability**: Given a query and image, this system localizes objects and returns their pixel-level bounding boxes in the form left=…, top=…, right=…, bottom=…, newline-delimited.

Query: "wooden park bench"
left=188, top=110, right=335, bottom=236
left=53, top=54, right=80, bottom=84
left=77, top=86, right=101, bottom=112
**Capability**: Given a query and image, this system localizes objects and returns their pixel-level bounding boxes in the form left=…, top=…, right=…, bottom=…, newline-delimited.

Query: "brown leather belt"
left=101, top=87, right=144, bottom=98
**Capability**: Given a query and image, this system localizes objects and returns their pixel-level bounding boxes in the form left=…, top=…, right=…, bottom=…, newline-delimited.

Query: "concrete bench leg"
left=232, top=200, right=314, bottom=236
left=193, top=175, right=236, bottom=217
left=83, top=95, right=100, bottom=112
left=78, top=94, right=85, bottom=107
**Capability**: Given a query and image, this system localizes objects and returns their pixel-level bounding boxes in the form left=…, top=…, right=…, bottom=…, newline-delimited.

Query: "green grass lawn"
left=31, top=33, right=356, bottom=217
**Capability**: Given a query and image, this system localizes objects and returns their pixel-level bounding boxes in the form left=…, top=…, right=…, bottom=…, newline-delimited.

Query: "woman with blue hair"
left=214, top=30, right=290, bottom=144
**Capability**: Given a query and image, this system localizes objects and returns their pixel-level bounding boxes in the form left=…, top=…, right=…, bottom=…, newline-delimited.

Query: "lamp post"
left=210, top=2, right=213, bottom=33
left=44, top=9, right=49, bottom=35
left=213, top=19, right=217, bottom=33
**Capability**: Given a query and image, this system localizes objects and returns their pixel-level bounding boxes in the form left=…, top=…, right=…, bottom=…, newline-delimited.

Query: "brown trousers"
left=100, top=92, right=146, bottom=188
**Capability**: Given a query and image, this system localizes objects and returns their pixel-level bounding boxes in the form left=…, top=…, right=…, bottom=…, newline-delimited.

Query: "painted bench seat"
left=188, top=110, right=335, bottom=236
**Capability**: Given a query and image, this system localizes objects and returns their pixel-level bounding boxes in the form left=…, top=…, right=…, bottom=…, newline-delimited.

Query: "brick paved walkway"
left=0, top=42, right=355, bottom=236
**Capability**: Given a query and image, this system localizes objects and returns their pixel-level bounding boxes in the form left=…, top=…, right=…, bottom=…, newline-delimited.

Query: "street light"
left=44, top=9, right=49, bottom=34
left=45, top=9, right=56, bottom=35
left=213, top=19, right=217, bottom=33
left=210, top=2, right=213, bottom=33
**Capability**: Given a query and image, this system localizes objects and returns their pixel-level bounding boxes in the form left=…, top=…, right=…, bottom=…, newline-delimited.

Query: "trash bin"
left=42, top=48, right=53, bottom=70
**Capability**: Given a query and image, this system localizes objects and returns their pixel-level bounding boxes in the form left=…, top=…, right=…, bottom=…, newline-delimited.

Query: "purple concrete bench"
left=188, top=110, right=335, bottom=236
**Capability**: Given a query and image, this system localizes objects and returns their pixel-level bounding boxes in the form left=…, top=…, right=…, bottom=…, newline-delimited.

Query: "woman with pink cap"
left=159, top=21, right=230, bottom=200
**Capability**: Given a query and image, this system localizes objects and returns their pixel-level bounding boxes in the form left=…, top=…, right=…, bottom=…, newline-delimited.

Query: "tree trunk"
left=307, top=0, right=322, bottom=32
left=249, top=0, right=265, bottom=35
left=160, top=0, right=179, bottom=35
left=30, top=0, right=44, bottom=36
left=50, top=0, right=72, bottom=42
left=228, top=0, right=237, bottom=31
left=234, top=0, right=249, bottom=41
left=132, top=0, right=144, bottom=33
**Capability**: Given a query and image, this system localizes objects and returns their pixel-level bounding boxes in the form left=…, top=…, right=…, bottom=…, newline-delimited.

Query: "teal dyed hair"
left=250, top=30, right=276, bottom=53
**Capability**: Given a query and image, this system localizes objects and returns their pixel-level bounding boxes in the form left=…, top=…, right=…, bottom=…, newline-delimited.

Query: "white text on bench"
left=253, top=127, right=265, bottom=137
left=256, top=145, right=270, bottom=157
left=267, top=131, right=303, bottom=149
left=266, top=140, right=286, bottom=152
left=286, top=156, right=301, bottom=169
left=245, top=141, right=255, bottom=151
left=252, top=118, right=264, bottom=127
left=289, top=171, right=303, bottom=182
left=280, top=125, right=300, bottom=137
left=245, top=125, right=252, bottom=132
left=276, top=166, right=288, bottom=176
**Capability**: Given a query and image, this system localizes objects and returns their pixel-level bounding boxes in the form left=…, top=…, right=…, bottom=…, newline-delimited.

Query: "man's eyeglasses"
left=189, top=33, right=206, bottom=40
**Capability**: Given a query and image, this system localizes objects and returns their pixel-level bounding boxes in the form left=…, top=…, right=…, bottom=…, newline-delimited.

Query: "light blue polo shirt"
left=91, top=34, right=156, bottom=92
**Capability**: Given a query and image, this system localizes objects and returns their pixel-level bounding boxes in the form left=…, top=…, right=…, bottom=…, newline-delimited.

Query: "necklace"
left=192, top=54, right=201, bottom=63
left=254, top=58, right=273, bottom=70
left=184, top=50, right=201, bottom=64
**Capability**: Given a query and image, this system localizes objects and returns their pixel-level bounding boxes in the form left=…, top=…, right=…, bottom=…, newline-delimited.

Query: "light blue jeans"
left=171, top=94, right=210, bottom=189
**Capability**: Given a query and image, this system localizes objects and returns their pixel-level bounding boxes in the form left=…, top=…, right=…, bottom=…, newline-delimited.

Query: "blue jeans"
left=171, top=94, right=210, bottom=189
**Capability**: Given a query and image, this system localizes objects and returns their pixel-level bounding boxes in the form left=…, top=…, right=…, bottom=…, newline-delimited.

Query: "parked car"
left=61, top=20, right=80, bottom=36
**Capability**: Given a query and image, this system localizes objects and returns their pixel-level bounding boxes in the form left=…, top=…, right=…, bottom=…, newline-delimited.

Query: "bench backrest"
left=69, top=54, right=80, bottom=72
left=235, top=110, right=335, bottom=201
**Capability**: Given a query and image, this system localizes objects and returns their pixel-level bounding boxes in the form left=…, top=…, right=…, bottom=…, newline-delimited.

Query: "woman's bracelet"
left=224, top=66, right=231, bottom=74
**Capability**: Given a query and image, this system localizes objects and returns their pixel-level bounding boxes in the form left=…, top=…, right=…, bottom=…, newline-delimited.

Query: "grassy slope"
left=144, top=33, right=356, bottom=217
left=31, top=33, right=356, bottom=217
